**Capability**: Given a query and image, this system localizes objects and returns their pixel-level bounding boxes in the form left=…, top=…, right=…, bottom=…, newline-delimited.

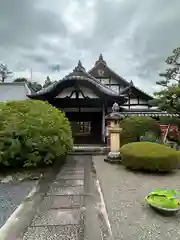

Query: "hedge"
left=0, top=100, right=73, bottom=168
left=121, top=142, right=179, bottom=172
left=120, top=116, right=161, bottom=146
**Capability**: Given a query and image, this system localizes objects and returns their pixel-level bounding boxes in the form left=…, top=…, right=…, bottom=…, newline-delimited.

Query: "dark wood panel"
left=48, top=98, right=125, bottom=108
left=66, top=112, right=102, bottom=144
left=65, top=112, right=102, bottom=121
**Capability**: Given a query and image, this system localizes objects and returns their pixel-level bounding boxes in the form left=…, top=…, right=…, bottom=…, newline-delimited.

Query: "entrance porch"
left=65, top=109, right=105, bottom=144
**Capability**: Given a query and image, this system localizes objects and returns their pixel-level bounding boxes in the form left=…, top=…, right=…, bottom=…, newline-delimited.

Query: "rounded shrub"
left=120, top=116, right=161, bottom=146
left=0, top=100, right=73, bottom=168
left=121, top=142, right=179, bottom=172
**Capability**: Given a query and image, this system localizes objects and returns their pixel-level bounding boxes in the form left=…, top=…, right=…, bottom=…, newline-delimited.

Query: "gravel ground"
left=93, top=155, right=180, bottom=240
left=0, top=168, right=48, bottom=228
left=0, top=180, right=36, bottom=228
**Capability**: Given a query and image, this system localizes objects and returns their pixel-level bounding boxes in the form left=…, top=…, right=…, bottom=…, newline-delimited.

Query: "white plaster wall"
left=129, top=105, right=149, bottom=109
left=110, top=85, right=119, bottom=93
left=0, top=83, right=29, bottom=101
left=139, top=99, right=148, bottom=104
left=80, top=86, right=98, bottom=98
left=119, top=86, right=125, bottom=92
left=130, top=98, right=138, bottom=104
left=56, top=87, right=73, bottom=98
left=100, top=78, right=110, bottom=84
left=150, top=106, right=158, bottom=110
left=121, top=106, right=129, bottom=109
left=111, top=78, right=118, bottom=84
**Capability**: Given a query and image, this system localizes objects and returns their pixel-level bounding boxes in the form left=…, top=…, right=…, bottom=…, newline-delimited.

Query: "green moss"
left=146, top=188, right=180, bottom=209
left=146, top=195, right=179, bottom=209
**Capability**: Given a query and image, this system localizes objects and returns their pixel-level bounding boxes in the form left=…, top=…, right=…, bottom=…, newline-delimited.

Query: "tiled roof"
left=28, top=61, right=124, bottom=98
left=120, top=111, right=179, bottom=117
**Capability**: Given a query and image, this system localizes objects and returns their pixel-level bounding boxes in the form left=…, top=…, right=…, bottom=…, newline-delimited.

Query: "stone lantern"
left=104, top=102, right=124, bottom=163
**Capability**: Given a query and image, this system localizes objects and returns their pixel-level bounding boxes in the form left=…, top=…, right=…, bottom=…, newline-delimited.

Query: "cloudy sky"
left=0, top=0, right=180, bottom=94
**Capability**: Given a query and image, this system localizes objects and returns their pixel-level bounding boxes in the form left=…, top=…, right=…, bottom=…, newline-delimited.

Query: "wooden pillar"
left=101, top=104, right=105, bottom=142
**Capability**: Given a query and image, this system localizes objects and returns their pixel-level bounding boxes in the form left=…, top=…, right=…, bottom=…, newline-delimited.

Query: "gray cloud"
left=0, top=0, right=180, bottom=93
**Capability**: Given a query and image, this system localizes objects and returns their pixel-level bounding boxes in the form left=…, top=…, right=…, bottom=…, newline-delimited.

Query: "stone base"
left=104, top=151, right=121, bottom=164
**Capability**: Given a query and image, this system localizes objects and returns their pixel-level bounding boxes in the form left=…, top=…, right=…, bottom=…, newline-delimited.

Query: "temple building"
left=28, top=54, right=178, bottom=144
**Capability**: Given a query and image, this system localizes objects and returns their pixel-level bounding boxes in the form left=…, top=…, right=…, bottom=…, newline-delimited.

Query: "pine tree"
left=0, top=63, right=12, bottom=82
left=43, top=76, right=52, bottom=88
left=150, top=47, right=180, bottom=113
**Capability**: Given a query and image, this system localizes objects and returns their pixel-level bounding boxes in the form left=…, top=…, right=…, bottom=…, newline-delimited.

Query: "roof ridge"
left=103, top=65, right=154, bottom=99
left=83, top=68, right=120, bottom=95
left=88, top=60, right=131, bottom=86
left=89, top=58, right=153, bottom=99
left=63, top=61, right=120, bottom=96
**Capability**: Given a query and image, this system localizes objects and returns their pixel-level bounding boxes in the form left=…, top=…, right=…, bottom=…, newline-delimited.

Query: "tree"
left=151, top=85, right=180, bottom=113
left=150, top=47, right=180, bottom=113
left=14, top=78, right=28, bottom=83
left=0, top=63, right=12, bottom=82
left=43, top=76, right=52, bottom=88
left=13, top=78, right=42, bottom=92
left=156, top=47, right=180, bottom=87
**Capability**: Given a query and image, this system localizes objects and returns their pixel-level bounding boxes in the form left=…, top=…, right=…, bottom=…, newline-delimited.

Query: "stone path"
left=17, top=155, right=107, bottom=240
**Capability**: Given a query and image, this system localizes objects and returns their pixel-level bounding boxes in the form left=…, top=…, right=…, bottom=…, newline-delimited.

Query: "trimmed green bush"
left=0, top=100, right=73, bottom=168
left=120, top=116, right=161, bottom=146
left=121, top=142, right=179, bottom=172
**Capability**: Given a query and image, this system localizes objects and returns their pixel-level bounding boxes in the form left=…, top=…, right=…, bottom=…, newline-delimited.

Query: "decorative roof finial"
left=73, top=60, right=85, bottom=72
left=95, top=54, right=107, bottom=65
left=130, top=80, right=134, bottom=85
left=78, top=60, right=82, bottom=68
left=112, top=102, right=119, bottom=112
left=99, top=54, right=104, bottom=61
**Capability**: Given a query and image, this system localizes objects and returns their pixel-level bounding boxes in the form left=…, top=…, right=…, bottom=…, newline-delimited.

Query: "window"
left=78, top=122, right=91, bottom=133
left=71, top=121, right=91, bottom=134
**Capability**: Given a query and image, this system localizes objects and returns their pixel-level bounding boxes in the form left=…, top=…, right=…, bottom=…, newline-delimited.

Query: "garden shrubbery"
left=120, top=116, right=161, bottom=146
left=0, top=100, right=73, bottom=168
left=121, top=142, right=179, bottom=172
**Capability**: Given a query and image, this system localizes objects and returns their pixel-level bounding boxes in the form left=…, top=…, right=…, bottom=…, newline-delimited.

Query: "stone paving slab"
left=61, top=165, right=84, bottom=170
left=40, top=195, right=83, bottom=209
left=17, top=155, right=103, bottom=240
left=52, top=179, right=84, bottom=186
left=63, top=164, right=84, bottom=170
left=56, top=173, right=85, bottom=180
left=93, top=155, right=180, bottom=240
left=48, top=183, right=84, bottom=195
left=62, top=163, right=84, bottom=167
left=20, top=225, right=80, bottom=240
left=58, top=170, right=84, bottom=176
left=31, top=209, right=82, bottom=226
left=60, top=169, right=85, bottom=175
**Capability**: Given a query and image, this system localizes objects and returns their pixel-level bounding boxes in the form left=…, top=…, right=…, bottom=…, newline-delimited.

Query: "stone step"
left=69, top=152, right=107, bottom=155
left=72, top=145, right=109, bottom=154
